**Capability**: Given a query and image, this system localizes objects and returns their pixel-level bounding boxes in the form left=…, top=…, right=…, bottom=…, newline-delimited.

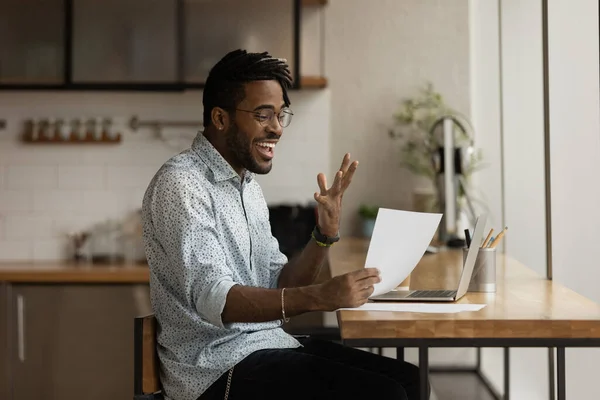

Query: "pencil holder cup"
left=463, top=247, right=496, bottom=293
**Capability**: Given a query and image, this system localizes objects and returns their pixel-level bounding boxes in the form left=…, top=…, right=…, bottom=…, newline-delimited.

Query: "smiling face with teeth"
left=220, top=80, right=286, bottom=176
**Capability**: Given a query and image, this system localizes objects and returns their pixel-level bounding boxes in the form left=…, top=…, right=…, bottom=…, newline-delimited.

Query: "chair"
left=134, top=314, right=164, bottom=400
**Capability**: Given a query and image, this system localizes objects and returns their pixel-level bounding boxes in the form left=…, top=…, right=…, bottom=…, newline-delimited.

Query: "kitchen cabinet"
left=72, top=0, right=178, bottom=83
left=0, top=0, right=327, bottom=90
left=183, top=0, right=295, bottom=84
left=5, top=283, right=149, bottom=400
left=0, top=0, right=65, bottom=85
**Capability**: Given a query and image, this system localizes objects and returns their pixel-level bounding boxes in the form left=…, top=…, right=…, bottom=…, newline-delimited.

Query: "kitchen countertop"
left=0, top=261, right=150, bottom=283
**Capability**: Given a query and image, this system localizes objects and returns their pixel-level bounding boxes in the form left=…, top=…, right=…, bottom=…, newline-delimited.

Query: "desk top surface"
left=329, top=238, right=600, bottom=339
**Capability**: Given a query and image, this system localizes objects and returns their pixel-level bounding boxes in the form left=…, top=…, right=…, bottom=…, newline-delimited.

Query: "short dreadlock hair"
left=202, top=49, right=294, bottom=128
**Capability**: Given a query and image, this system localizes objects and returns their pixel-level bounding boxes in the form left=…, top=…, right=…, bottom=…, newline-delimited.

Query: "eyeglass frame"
left=230, top=107, right=294, bottom=128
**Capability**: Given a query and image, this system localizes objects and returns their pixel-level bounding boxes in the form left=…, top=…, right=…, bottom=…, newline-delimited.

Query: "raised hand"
left=314, top=153, right=358, bottom=236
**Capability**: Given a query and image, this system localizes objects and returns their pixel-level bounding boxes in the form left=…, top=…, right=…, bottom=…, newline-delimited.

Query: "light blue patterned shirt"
left=141, top=133, right=301, bottom=400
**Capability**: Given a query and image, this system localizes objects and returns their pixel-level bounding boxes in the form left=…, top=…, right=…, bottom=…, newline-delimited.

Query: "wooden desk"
left=329, top=238, right=600, bottom=400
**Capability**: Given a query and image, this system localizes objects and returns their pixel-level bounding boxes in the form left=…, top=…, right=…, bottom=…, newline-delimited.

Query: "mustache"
left=254, top=133, right=279, bottom=142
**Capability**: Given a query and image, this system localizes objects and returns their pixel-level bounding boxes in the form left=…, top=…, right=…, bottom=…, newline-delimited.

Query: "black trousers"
left=199, top=337, right=428, bottom=400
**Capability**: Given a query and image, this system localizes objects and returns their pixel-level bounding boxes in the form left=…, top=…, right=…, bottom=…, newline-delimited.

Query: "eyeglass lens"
left=260, top=109, right=293, bottom=128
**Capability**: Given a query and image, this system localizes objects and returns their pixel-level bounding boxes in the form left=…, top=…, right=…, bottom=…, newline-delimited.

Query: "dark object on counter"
left=447, top=237, right=466, bottom=248
left=268, top=204, right=317, bottom=259
left=91, top=254, right=125, bottom=264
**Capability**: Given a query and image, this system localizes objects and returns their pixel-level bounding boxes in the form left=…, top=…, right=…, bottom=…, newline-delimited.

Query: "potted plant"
left=358, top=204, right=379, bottom=238
left=388, top=82, right=486, bottom=238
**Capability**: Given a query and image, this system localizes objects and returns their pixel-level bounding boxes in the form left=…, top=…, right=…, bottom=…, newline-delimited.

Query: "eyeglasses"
left=234, top=107, right=294, bottom=128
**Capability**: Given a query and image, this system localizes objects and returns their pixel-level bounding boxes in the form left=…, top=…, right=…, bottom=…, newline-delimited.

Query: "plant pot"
left=361, top=218, right=376, bottom=238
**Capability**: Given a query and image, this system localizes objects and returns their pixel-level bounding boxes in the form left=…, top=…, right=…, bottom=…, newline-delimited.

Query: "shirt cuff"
left=196, top=277, right=237, bottom=329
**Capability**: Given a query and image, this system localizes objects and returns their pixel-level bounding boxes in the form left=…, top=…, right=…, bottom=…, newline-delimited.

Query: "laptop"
left=370, top=214, right=487, bottom=302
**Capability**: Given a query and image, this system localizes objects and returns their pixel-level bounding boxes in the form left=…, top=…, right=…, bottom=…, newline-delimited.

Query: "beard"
left=225, top=122, right=273, bottom=175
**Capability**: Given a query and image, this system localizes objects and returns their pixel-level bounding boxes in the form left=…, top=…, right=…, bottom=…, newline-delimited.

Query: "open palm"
left=314, top=153, right=359, bottom=237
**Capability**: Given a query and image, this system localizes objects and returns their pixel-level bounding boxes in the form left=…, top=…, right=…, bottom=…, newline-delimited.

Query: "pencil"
left=489, top=227, right=508, bottom=248
left=481, top=228, right=494, bottom=248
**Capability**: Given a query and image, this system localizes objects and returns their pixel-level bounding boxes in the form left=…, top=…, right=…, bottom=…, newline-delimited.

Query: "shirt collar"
left=192, top=132, right=255, bottom=184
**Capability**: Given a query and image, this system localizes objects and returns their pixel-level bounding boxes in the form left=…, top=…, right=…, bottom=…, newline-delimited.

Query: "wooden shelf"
left=301, top=0, right=327, bottom=6
left=300, top=76, right=328, bottom=89
left=21, top=132, right=122, bottom=144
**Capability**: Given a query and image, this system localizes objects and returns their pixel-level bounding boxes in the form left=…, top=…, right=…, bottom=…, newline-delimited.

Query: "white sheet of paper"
left=366, top=209, right=442, bottom=297
left=339, top=303, right=486, bottom=313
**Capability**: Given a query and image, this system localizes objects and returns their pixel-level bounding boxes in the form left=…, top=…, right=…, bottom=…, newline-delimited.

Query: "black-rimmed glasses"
left=235, top=107, right=294, bottom=128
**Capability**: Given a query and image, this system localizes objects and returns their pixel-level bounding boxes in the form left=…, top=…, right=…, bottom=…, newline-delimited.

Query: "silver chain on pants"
left=224, top=367, right=234, bottom=400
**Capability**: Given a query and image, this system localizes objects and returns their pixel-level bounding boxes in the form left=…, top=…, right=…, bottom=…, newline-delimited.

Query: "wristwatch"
left=312, top=225, right=340, bottom=246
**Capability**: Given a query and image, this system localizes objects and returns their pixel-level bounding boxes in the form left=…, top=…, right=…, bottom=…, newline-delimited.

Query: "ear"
left=210, top=107, right=230, bottom=131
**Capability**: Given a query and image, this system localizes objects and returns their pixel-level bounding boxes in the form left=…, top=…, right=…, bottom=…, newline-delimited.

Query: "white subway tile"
left=0, top=215, right=4, bottom=240
left=0, top=191, right=33, bottom=211
left=33, top=239, right=68, bottom=261
left=53, top=215, right=106, bottom=235
left=128, top=189, right=147, bottom=211
left=81, top=190, right=131, bottom=215
left=7, top=165, right=57, bottom=189
left=0, top=240, right=32, bottom=261
left=0, top=142, right=84, bottom=165
left=4, top=215, right=55, bottom=240
left=33, top=190, right=83, bottom=213
left=106, top=166, right=159, bottom=189
left=0, top=166, right=4, bottom=188
left=58, top=165, right=105, bottom=189
left=81, top=143, right=176, bottom=166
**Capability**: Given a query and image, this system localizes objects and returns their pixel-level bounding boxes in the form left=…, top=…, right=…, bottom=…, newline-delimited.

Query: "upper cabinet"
left=0, top=0, right=327, bottom=90
left=72, top=0, right=178, bottom=83
left=0, top=0, right=65, bottom=85
left=184, top=0, right=295, bottom=84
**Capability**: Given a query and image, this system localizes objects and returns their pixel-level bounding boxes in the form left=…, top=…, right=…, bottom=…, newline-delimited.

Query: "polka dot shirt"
left=141, top=133, right=301, bottom=400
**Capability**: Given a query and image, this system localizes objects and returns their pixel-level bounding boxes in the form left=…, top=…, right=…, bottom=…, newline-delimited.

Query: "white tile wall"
left=7, top=165, right=58, bottom=189
left=0, top=90, right=330, bottom=261
left=0, top=241, right=31, bottom=261
left=58, top=165, right=105, bottom=189
left=4, top=215, right=54, bottom=240
left=0, top=191, right=32, bottom=212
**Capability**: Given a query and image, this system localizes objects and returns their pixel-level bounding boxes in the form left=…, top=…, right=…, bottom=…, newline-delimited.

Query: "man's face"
left=225, top=80, right=285, bottom=175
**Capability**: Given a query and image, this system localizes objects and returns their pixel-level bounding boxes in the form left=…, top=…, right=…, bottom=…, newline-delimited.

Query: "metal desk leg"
left=396, top=347, right=404, bottom=361
left=419, top=346, right=429, bottom=400
left=504, top=347, right=510, bottom=400
left=557, top=347, right=566, bottom=400
left=549, top=348, right=555, bottom=400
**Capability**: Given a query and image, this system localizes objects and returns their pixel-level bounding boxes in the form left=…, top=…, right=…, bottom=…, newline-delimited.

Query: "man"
left=142, top=49, right=425, bottom=400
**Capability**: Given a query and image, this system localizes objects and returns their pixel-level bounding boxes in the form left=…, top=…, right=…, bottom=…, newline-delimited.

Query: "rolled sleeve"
left=148, top=171, right=235, bottom=328
left=197, top=277, right=238, bottom=328
left=267, top=234, right=288, bottom=289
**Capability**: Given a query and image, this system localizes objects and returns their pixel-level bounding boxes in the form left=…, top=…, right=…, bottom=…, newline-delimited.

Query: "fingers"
left=315, top=154, right=358, bottom=199
left=351, top=267, right=380, bottom=281
left=317, top=173, right=327, bottom=195
left=359, top=276, right=381, bottom=288
left=359, top=285, right=375, bottom=298
left=340, top=161, right=358, bottom=192
left=331, top=170, right=343, bottom=194
left=339, top=153, right=351, bottom=173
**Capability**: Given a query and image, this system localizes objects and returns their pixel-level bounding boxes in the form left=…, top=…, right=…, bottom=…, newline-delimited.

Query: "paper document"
left=340, top=303, right=486, bottom=313
left=366, top=209, right=442, bottom=297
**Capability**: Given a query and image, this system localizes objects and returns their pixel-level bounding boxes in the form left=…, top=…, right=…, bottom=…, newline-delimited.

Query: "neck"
left=202, top=128, right=244, bottom=177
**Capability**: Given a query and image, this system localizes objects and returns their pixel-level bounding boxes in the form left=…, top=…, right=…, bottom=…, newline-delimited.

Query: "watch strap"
left=312, top=225, right=340, bottom=247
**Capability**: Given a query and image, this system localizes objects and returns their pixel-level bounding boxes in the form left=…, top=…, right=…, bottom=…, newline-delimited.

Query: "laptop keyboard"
left=406, top=290, right=457, bottom=298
